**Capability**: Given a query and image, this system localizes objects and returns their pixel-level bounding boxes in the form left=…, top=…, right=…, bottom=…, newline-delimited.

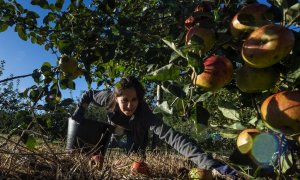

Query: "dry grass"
left=0, top=135, right=197, bottom=179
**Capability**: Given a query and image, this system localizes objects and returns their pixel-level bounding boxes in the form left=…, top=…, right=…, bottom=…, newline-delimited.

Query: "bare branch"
left=0, top=73, right=33, bottom=84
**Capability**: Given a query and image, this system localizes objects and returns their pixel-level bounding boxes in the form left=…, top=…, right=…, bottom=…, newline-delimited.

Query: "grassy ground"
left=0, top=134, right=201, bottom=179
left=2, top=133, right=298, bottom=179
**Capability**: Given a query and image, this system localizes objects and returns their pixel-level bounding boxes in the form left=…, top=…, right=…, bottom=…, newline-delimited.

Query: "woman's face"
left=116, top=88, right=139, bottom=116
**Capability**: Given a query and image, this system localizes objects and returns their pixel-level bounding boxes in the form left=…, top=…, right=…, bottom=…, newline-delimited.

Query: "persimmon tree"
left=1, top=0, right=300, bottom=178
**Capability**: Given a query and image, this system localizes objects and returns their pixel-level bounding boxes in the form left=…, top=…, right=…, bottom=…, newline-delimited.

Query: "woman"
left=67, top=76, right=240, bottom=179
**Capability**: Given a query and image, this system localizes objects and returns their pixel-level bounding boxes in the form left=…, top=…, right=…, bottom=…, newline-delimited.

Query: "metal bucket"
left=66, top=117, right=113, bottom=155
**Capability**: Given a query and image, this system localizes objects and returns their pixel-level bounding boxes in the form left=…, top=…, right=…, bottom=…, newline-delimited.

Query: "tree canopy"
left=1, top=0, right=300, bottom=178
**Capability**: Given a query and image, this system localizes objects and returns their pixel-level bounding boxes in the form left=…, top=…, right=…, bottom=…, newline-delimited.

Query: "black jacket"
left=72, top=89, right=226, bottom=170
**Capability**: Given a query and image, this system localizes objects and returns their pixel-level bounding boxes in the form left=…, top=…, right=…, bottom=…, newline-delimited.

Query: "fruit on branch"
left=236, top=65, right=279, bottom=93
left=188, top=168, right=213, bottom=180
left=59, top=55, right=79, bottom=74
left=261, top=91, right=300, bottom=135
left=192, top=55, right=233, bottom=91
left=184, top=2, right=213, bottom=30
left=237, top=128, right=260, bottom=154
left=185, top=26, right=216, bottom=55
left=59, top=55, right=83, bottom=80
left=230, top=3, right=270, bottom=39
left=242, top=24, right=295, bottom=68
left=63, top=68, right=84, bottom=80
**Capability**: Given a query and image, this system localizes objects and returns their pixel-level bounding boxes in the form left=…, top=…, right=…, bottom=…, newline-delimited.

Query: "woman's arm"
left=143, top=103, right=239, bottom=178
left=72, top=90, right=112, bottom=121
left=150, top=120, right=220, bottom=169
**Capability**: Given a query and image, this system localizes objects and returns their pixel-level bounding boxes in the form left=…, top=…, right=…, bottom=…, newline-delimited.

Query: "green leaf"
left=41, top=62, right=52, bottom=76
left=59, top=77, right=75, bottom=90
left=144, top=64, right=180, bottom=81
left=14, top=1, right=24, bottom=13
left=22, top=88, right=30, bottom=98
left=32, top=69, right=42, bottom=83
left=26, top=11, right=40, bottom=18
left=218, top=101, right=240, bottom=121
left=287, top=55, right=300, bottom=82
left=43, top=12, right=56, bottom=24
left=169, top=51, right=180, bottom=63
left=0, top=21, right=9, bottom=32
left=249, top=116, right=259, bottom=126
left=58, top=39, right=69, bottom=50
left=161, top=81, right=186, bottom=98
left=29, top=89, right=39, bottom=101
left=55, top=0, right=64, bottom=10
left=195, top=92, right=213, bottom=102
left=24, top=135, right=37, bottom=150
left=280, top=151, right=293, bottom=173
left=31, top=0, right=49, bottom=9
left=30, top=33, right=37, bottom=44
left=224, top=122, right=245, bottom=130
left=219, top=132, right=238, bottom=139
left=15, top=24, right=27, bottom=41
left=155, top=101, right=173, bottom=115
left=195, top=102, right=210, bottom=126
left=110, top=25, right=119, bottom=36
left=162, top=39, right=185, bottom=59
left=192, top=119, right=206, bottom=133
left=286, top=3, right=300, bottom=24
left=59, top=98, right=74, bottom=106
left=107, top=0, right=116, bottom=10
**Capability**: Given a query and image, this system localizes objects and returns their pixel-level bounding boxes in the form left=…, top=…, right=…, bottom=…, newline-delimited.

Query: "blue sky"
left=0, top=0, right=93, bottom=99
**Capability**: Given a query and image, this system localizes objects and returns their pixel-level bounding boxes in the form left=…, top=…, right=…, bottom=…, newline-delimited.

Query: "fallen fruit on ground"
left=236, top=65, right=279, bottom=93
left=242, top=24, right=295, bottom=68
left=237, top=128, right=260, bottom=154
left=261, top=91, right=300, bottom=135
left=230, top=3, right=270, bottom=39
left=89, top=154, right=104, bottom=170
left=131, top=161, right=149, bottom=175
left=192, top=55, right=233, bottom=91
left=188, top=168, right=213, bottom=180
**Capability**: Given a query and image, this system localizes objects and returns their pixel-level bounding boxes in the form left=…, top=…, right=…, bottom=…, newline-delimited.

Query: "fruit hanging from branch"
left=185, top=26, right=216, bottom=55
left=192, top=55, right=233, bottom=91
left=237, top=128, right=260, bottom=154
left=260, top=91, right=300, bottom=136
left=58, top=55, right=83, bottom=80
left=242, top=24, right=295, bottom=68
left=230, top=3, right=271, bottom=39
left=236, top=65, right=280, bottom=93
left=59, top=55, right=78, bottom=74
left=184, top=1, right=213, bottom=30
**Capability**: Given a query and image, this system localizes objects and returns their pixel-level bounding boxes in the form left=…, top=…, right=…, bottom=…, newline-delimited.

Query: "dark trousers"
left=66, top=118, right=113, bottom=155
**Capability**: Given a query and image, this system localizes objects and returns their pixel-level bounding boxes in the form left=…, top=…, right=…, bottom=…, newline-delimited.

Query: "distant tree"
left=0, top=60, right=27, bottom=133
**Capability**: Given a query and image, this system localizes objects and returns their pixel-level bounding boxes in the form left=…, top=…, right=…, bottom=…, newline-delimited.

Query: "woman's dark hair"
left=107, top=76, right=145, bottom=112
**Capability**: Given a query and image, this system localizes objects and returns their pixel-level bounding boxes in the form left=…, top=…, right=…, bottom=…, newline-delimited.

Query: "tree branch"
left=0, top=73, right=33, bottom=83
